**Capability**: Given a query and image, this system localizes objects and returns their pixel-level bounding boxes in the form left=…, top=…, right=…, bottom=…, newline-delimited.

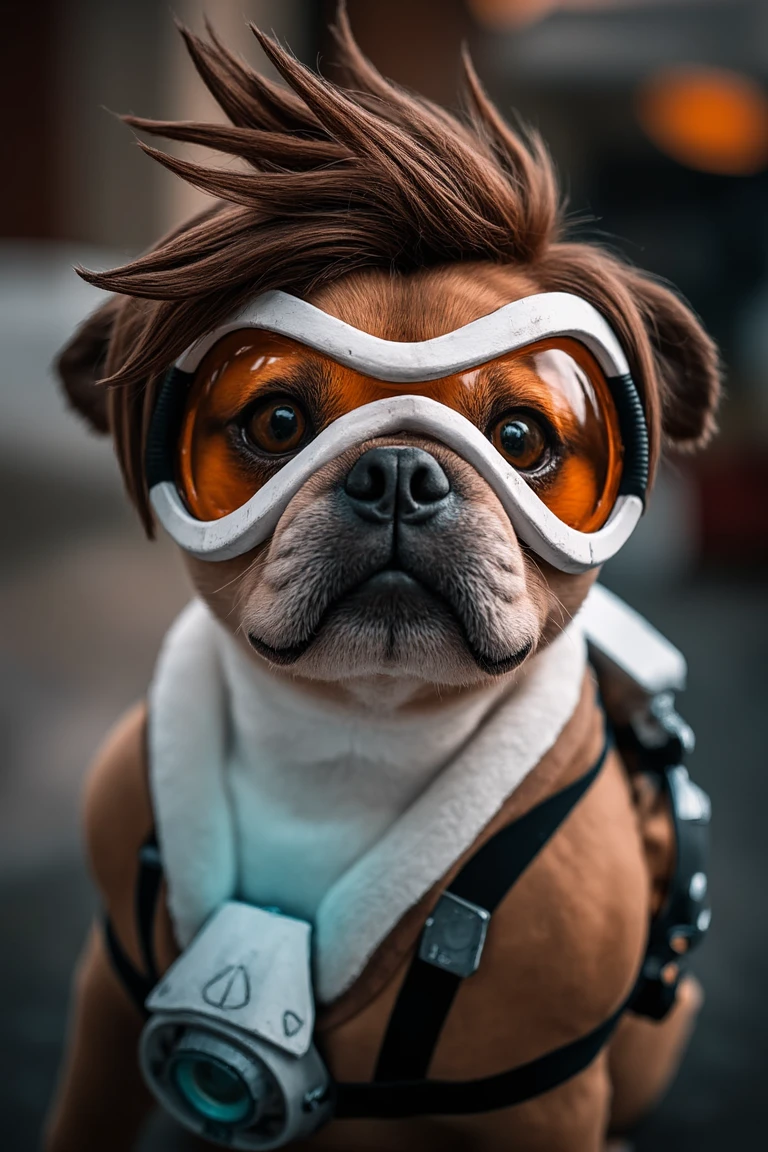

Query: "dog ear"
left=622, top=268, right=722, bottom=452
left=54, top=296, right=123, bottom=434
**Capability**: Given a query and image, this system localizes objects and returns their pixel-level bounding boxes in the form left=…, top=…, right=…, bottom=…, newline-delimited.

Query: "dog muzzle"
left=145, top=290, right=648, bottom=574
left=139, top=903, right=333, bottom=1149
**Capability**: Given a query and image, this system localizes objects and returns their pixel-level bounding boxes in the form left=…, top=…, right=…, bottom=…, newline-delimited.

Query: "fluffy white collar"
left=148, top=600, right=587, bottom=1003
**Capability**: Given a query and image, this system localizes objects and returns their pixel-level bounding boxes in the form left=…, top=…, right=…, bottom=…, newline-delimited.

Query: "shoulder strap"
left=103, top=918, right=154, bottom=1014
left=102, top=832, right=164, bottom=1016
left=371, top=731, right=611, bottom=1085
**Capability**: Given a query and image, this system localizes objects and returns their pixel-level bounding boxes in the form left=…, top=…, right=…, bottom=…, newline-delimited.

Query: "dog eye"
left=491, top=412, right=550, bottom=471
left=241, top=398, right=307, bottom=455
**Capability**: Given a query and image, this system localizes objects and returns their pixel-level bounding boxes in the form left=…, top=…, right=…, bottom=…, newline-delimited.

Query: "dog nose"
left=344, top=446, right=451, bottom=524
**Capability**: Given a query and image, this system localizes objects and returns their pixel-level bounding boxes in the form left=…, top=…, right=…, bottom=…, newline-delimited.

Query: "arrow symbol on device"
left=202, top=964, right=251, bottom=1010
left=283, top=1010, right=303, bottom=1037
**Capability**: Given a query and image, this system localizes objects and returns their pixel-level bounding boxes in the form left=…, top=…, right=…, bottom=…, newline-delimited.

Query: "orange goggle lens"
left=177, top=330, right=624, bottom=534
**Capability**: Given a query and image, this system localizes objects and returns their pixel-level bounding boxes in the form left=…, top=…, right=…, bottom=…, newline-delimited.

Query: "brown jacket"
left=301, top=672, right=664, bottom=1150
left=47, top=670, right=694, bottom=1152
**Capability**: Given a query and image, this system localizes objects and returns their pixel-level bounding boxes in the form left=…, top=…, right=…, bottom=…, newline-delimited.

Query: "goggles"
left=146, top=291, right=648, bottom=573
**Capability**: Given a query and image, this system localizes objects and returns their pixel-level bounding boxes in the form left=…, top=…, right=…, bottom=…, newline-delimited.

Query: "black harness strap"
left=136, top=834, right=163, bottom=985
left=373, top=734, right=611, bottom=1085
left=335, top=995, right=628, bottom=1119
left=103, top=917, right=154, bottom=1013
left=103, top=832, right=164, bottom=1016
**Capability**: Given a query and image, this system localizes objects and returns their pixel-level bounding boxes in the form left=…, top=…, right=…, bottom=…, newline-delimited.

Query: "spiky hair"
left=84, top=10, right=560, bottom=381
left=64, top=7, right=720, bottom=532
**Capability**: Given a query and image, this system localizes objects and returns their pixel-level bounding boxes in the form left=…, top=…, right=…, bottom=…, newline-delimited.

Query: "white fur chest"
left=148, top=600, right=587, bottom=1002
left=219, top=637, right=510, bottom=921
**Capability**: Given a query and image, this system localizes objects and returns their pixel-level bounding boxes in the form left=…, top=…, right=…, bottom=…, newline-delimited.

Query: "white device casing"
left=580, top=584, right=686, bottom=698
left=145, top=903, right=315, bottom=1056
left=140, top=903, right=332, bottom=1150
left=580, top=583, right=688, bottom=728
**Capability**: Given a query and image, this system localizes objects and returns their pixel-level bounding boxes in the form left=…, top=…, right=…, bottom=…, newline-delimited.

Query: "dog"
left=44, top=11, right=720, bottom=1151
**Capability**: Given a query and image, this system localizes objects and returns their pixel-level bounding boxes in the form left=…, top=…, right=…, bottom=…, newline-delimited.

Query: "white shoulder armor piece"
left=580, top=583, right=687, bottom=710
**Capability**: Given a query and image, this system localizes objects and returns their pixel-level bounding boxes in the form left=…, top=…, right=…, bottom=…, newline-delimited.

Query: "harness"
left=336, top=733, right=624, bottom=1121
left=105, top=696, right=710, bottom=1138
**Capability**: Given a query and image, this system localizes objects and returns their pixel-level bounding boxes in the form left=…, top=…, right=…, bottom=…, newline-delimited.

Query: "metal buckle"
left=632, top=691, right=695, bottom=763
left=667, top=764, right=710, bottom=824
left=419, top=892, right=490, bottom=978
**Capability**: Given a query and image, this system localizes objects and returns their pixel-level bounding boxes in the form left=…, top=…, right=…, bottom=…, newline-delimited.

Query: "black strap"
left=102, top=832, right=164, bottom=1015
left=373, top=733, right=611, bottom=1084
left=336, top=992, right=628, bottom=1119
left=136, top=834, right=163, bottom=985
left=145, top=367, right=193, bottom=488
left=630, top=764, right=711, bottom=1020
left=103, top=917, right=154, bottom=1016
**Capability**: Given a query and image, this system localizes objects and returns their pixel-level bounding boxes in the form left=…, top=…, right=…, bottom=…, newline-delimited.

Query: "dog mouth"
left=247, top=568, right=533, bottom=675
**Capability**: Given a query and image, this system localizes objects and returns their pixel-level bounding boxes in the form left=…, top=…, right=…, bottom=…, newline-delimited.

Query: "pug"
left=44, top=14, right=720, bottom=1152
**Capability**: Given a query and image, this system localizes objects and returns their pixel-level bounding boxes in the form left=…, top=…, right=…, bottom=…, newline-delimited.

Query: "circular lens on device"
left=173, top=1053, right=254, bottom=1126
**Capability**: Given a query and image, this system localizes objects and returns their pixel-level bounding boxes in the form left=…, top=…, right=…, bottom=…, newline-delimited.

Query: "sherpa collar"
left=148, top=600, right=587, bottom=1003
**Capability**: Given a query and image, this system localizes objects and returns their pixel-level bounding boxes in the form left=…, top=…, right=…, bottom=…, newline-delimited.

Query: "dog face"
left=54, top=20, right=723, bottom=701
left=183, top=263, right=602, bottom=690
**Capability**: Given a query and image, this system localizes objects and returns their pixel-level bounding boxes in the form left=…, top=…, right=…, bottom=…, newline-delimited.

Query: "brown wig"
left=57, top=5, right=721, bottom=535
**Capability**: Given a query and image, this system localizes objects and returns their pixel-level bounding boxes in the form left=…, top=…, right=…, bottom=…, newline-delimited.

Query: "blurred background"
left=2, top=0, right=767, bottom=1148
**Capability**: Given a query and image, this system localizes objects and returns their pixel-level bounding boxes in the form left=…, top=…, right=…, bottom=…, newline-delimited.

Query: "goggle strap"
left=145, top=366, right=192, bottom=490
left=609, top=373, right=649, bottom=501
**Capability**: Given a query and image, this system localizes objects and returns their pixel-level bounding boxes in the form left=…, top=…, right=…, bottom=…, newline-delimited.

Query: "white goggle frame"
left=147, top=290, right=648, bottom=574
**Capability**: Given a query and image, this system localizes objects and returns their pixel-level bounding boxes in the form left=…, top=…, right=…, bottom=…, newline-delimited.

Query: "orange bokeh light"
left=637, top=67, right=768, bottom=176
left=468, top=0, right=636, bottom=29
